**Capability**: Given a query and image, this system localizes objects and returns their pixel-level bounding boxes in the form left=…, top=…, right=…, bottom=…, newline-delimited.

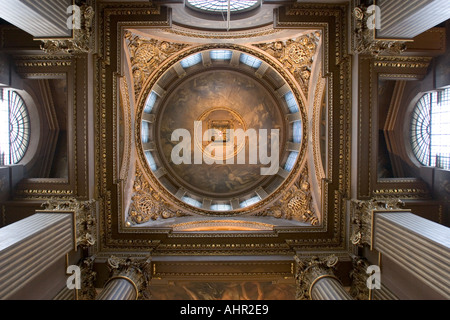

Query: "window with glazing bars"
left=410, top=88, right=450, bottom=170
left=0, top=89, right=30, bottom=165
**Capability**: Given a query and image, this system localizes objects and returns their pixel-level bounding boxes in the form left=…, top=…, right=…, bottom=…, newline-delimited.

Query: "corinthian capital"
left=353, top=4, right=407, bottom=56
left=41, top=197, right=97, bottom=249
left=106, top=255, right=152, bottom=300
left=41, top=3, right=95, bottom=55
left=350, top=198, right=404, bottom=248
left=295, top=255, right=339, bottom=300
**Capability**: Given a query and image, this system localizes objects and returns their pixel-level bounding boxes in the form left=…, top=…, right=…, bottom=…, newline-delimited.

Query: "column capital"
left=294, top=255, right=339, bottom=300
left=105, top=255, right=152, bottom=300
left=352, top=4, right=407, bottom=56
left=41, top=197, right=97, bottom=249
left=350, top=198, right=405, bottom=248
left=40, top=4, right=95, bottom=55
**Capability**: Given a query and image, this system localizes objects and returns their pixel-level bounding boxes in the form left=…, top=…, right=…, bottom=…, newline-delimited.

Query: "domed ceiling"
left=157, top=69, right=286, bottom=198
left=136, top=47, right=308, bottom=215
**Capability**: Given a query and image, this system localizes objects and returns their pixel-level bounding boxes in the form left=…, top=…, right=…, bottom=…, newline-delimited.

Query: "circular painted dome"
left=139, top=48, right=304, bottom=213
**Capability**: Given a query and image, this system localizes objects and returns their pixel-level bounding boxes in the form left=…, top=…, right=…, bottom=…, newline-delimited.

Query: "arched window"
left=410, top=88, right=450, bottom=170
left=0, top=89, right=30, bottom=165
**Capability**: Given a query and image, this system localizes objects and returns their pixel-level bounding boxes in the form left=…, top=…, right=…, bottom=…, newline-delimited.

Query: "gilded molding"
left=125, top=31, right=190, bottom=96
left=256, top=166, right=319, bottom=226
left=127, top=165, right=190, bottom=225
left=253, top=32, right=321, bottom=99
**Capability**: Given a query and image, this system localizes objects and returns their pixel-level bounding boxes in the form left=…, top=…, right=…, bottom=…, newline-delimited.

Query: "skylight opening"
left=186, top=0, right=259, bottom=13
left=284, top=151, right=299, bottom=172
left=240, top=53, right=262, bottom=69
left=210, top=50, right=233, bottom=60
left=180, top=53, right=202, bottom=68
left=239, top=196, right=261, bottom=208
left=285, top=91, right=299, bottom=113
left=182, top=196, right=203, bottom=208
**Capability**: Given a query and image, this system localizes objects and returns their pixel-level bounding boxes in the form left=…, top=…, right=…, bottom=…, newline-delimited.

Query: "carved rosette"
left=353, top=5, right=407, bottom=56
left=125, top=32, right=190, bottom=97
left=350, top=198, right=405, bottom=247
left=253, top=32, right=320, bottom=99
left=106, top=255, right=152, bottom=300
left=127, top=166, right=189, bottom=225
left=295, top=255, right=339, bottom=300
left=42, top=197, right=97, bottom=249
left=257, top=167, right=319, bottom=226
left=41, top=4, right=95, bottom=55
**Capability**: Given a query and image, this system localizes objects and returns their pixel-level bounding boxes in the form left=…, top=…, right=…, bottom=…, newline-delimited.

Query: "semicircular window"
left=410, top=88, right=450, bottom=170
left=0, top=89, right=30, bottom=165
left=187, top=0, right=259, bottom=13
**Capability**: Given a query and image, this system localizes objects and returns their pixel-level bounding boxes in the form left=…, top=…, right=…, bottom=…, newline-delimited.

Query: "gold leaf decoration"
left=253, top=32, right=321, bottom=99
left=127, top=166, right=190, bottom=225
left=125, top=32, right=190, bottom=97
left=259, top=166, right=319, bottom=226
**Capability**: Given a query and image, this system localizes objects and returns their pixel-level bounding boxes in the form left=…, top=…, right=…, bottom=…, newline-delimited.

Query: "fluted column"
left=0, top=213, right=74, bottom=299
left=373, top=212, right=450, bottom=298
left=96, top=256, right=151, bottom=300
left=377, top=0, right=450, bottom=39
left=296, top=255, right=353, bottom=300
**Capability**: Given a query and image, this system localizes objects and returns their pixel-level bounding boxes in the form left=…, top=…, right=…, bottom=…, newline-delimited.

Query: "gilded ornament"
left=253, top=33, right=320, bottom=98
left=259, top=167, right=319, bottom=226
left=353, top=4, right=407, bottom=56
left=125, top=32, right=190, bottom=96
left=41, top=4, right=95, bottom=54
left=350, top=198, right=405, bottom=247
left=41, top=197, right=97, bottom=249
left=128, top=166, right=190, bottom=225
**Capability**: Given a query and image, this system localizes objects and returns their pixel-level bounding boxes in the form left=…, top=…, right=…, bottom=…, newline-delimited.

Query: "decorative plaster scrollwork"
left=125, top=32, right=190, bottom=97
left=350, top=198, right=405, bottom=247
left=41, top=4, right=95, bottom=55
left=127, top=166, right=190, bottom=225
left=349, top=255, right=371, bottom=300
left=258, top=167, right=319, bottom=226
left=42, top=197, right=97, bottom=249
left=353, top=5, right=407, bottom=56
left=253, top=32, right=321, bottom=99
left=78, top=256, right=97, bottom=300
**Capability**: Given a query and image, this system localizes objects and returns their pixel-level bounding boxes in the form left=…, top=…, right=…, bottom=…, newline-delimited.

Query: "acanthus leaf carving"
left=295, top=255, right=339, bottom=300
left=41, top=4, right=95, bottom=55
left=353, top=5, right=407, bottom=56
left=253, top=32, right=321, bottom=99
left=125, top=32, right=190, bottom=97
left=41, top=197, right=97, bottom=249
left=350, top=198, right=405, bottom=247
left=256, top=166, right=319, bottom=226
left=127, top=165, right=190, bottom=225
